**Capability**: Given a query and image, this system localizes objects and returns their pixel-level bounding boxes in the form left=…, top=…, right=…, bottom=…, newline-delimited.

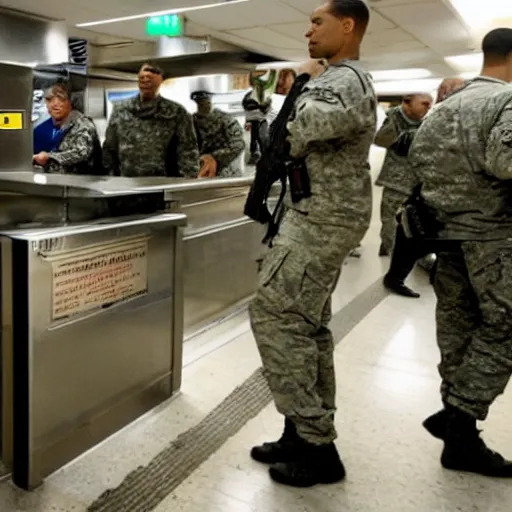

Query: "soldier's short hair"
left=329, top=0, right=370, bottom=36
left=403, top=93, right=433, bottom=104
left=482, top=28, right=512, bottom=62
left=45, top=82, right=71, bottom=102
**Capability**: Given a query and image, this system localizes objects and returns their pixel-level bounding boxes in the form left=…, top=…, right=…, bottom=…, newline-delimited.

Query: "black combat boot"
left=383, top=274, right=420, bottom=298
left=251, top=418, right=299, bottom=464
left=441, top=406, right=512, bottom=477
left=423, top=408, right=448, bottom=440
left=269, top=440, right=346, bottom=488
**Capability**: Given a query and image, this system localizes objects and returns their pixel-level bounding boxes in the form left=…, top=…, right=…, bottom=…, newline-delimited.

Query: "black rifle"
left=244, top=73, right=311, bottom=246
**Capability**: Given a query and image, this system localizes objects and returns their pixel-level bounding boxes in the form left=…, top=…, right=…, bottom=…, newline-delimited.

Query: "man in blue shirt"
left=33, top=83, right=101, bottom=174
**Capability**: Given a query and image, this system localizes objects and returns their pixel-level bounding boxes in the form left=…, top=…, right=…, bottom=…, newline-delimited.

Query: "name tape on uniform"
left=0, top=112, right=24, bottom=130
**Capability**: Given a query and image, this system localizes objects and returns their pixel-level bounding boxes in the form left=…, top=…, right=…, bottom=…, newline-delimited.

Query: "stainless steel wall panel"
left=1, top=213, right=186, bottom=489
left=165, top=182, right=272, bottom=334
left=183, top=220, right=263, bottom=333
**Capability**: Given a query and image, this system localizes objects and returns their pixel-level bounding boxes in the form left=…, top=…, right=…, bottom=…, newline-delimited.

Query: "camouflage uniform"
left=103, top=95, right=199, bottom=177
left=46, top=111, right=101, bottom=175
left=193, top=109, right=245, bottom=177
left=249, top=61, right=377, bottom=445
left=375, top=106, right=422, bottom=251
left=410, top=77, right=512, bottom=420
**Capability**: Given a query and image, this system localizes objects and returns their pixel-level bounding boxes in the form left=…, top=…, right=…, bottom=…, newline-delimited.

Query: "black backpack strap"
left=334, top=62, right=371, bottom=94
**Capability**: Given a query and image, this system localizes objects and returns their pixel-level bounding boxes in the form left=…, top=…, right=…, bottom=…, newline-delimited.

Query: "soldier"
left=268, top=69, right=297, bottom=124
left=382, top=82, right=465, bottom=298
left=249, top=0, right=376, bottom=487
left=191, top=90, right=245, bottom=178
left=411, top=28, right=512, bottom=477
left=375, top=94, right=432, bottom=256
left=33, top=82, right=102, bottom=175
left=102, top=63, right=199, bottom=178
left=276, top=68, right=296, bottom=96
left=243, top=70, right=278, bottom=164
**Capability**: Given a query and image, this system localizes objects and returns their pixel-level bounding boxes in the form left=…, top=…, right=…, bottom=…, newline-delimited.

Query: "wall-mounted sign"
left=0, top=111, right=24, bottom=130
left=146, top=14, right=184, bottom=37
left=51, top=238, right=148, bottom=320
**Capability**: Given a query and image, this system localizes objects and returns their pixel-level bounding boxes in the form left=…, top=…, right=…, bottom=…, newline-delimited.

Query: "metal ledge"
left=0, top=170, right=255, bottom=199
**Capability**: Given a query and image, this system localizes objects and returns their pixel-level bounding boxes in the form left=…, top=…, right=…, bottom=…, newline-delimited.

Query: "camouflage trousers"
left=249, top=209, right=363, bottom=445
left=434, top=240, right=512, bottom=420
left=380, top=188, right=409, bottom=252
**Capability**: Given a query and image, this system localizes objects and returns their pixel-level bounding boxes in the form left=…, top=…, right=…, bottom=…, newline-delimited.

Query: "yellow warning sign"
left=0, top=112, right=23, bottom=130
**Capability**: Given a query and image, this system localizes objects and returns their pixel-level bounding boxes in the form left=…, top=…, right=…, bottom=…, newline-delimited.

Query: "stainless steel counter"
left=0, top=171, right=273, bottom=334
left=0, top=170, right=254, bottom=198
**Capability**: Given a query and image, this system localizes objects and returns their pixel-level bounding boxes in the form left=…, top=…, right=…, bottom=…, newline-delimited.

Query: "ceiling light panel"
left=449, top=0, right=512, bottom=33
left=373, top=78, right=442, bottom=95
left=458, top=71, right=478, bottom=79
left=255, top=61, right=301, bottom=70
left=444, top=52, right=483, bottom=72
left=76, top=0, right=251, bottom=27
left=370, top=68, right=433, bottom=81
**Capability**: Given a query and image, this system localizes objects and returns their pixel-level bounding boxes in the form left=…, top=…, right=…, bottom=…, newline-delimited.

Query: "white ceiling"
left=1, top=0, right=479, bottom=77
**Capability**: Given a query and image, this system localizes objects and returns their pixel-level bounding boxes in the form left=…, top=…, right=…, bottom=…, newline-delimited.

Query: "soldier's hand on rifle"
left=298, top=59, right=327, bottom=79
left=199, top=154, right=218, bottom=178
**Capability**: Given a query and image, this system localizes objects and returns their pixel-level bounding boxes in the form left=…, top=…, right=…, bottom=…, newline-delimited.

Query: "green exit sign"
left=146, top=14, right=184, bottom=37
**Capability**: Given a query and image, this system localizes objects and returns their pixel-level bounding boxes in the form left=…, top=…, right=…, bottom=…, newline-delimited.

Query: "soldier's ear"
left=341, top=17, right=355, bottom=35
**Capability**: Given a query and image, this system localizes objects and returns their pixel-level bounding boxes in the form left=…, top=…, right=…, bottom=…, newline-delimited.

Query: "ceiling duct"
left=93, top=35, right=278, bottom=78
left=0, top=8, right=68, bottom=67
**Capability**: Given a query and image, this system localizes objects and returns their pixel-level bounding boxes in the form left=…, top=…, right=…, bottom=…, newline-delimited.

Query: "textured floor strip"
left=87, top=278, right=389, bottom=512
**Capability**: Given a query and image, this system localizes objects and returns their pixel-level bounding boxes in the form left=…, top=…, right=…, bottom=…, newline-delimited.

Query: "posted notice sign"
left=52, top=239, right=148, bottom=320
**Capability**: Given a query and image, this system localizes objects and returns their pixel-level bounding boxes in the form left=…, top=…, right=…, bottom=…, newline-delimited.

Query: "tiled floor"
left=155, top=280, right=512, bottom=512
left=1, top=182, right=511, bottom=511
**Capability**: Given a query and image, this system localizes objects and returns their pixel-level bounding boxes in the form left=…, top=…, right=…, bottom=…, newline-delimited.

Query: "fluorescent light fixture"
left=373, top=78, right=442, bottom=95
left=256, top=61, right=301, bottom=70
left=444, top=52, right=483, bottom=72
left=449, top=0, right=512, bottom=31
left=459, top=71, right=478, bottom=79
left=76, top=0, right=251, bottom=27
left=370, top=68, right=432, bottom=81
